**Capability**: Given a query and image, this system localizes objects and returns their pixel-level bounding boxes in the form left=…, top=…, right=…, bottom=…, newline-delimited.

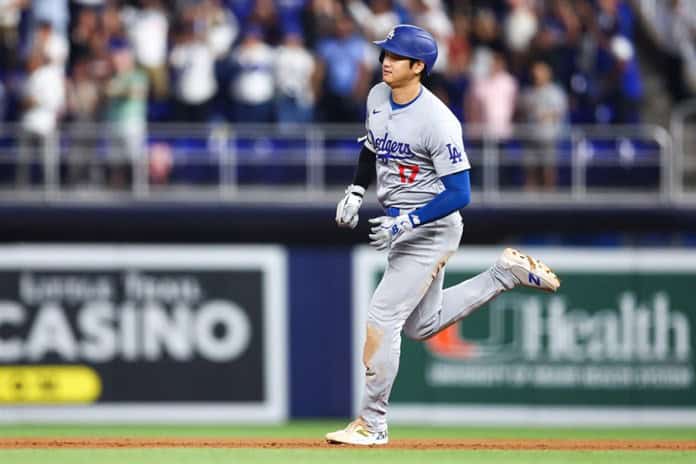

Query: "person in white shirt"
left=409, top=0, right=453, bottom=74
left=169, top=21, right=217, bottom=122
left=228, top=26, right=275, bottom=122
left=28, top=20, right=68, bottom=67
left=202, top=0, right=238, bottom=59
left=18, top=50, right=65, bottom=186
left=347, top=0, right=400, bottom=42
left=274, top=30, right=318, bottom=124
left=124, top=0, right=169, bottom=99
left=347, top=0, right=400, bottom=71
left=504, top=0, right=538, bottom=53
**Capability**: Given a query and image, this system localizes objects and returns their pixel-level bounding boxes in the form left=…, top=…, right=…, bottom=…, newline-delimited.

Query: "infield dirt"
left=1, top=438, right=695, bottom=450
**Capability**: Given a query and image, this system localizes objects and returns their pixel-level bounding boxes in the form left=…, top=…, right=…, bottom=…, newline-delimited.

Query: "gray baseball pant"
left=359, top=212, right=513, bottom=432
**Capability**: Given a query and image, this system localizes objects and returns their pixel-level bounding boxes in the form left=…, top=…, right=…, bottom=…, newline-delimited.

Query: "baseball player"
left=326, top=25, right=561, bottom=446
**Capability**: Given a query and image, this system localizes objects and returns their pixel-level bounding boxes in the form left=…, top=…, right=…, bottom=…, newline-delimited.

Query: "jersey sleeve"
left=363, top=111, right=376, bottom=153
left=362, top=85, right=379, bottom=153
left=425, top=114, right=470, bottom=177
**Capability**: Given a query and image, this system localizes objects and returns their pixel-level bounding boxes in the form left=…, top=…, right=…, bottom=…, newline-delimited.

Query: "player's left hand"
left=368, top=214, right=414, bottom=250
left=336, top=185, right=365, bottom=229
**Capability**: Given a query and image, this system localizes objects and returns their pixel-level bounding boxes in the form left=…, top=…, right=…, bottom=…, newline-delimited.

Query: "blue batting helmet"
left=373, top=25, right=438, bottom=75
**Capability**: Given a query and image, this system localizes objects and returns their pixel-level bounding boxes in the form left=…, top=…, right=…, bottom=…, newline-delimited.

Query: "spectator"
left=29, top=0, right=69, bottom=36
left=651, top=0, right=696, bottom=101
left=148, top=141, right=173, bottom=184
left=410, top=0, right=453, bottom=75
left=519, top=61, right=568, bottom=191
left=531, top=0, right=581, bottom=87
left=468, top=9, right=502, bottom=81
left=503, top=0, right=537, bottom=76
left=66, top=58, right=101, bottom=185
left=227, top=26, right=276, bottom=122
left=28, top=21, right=69, bottom=69
left=104, top=41, right=148, bottom=188
left=248, top=0, right=282, bottom=44
left=225, top=0, right=256, bottom=23
left=89, top=1, right=126, bottom=82
left=124, top=0, right=169, bottom=100
left=69, top=6, right=99, bottom=71
left=504, top=0, right=537, bottom=54
left=200, top=0, right=238, bottom=59
left=444, top=11, right=471, bottom=121
left=277, top=0, right=307, bottom=31
left=85, top=27, right=113, bottom=83
left=169, top=21, right=217, bottom=122
left=567, top=0, right=601, bottom=123
left=597, top=0, right=634, bottom=40
left=447, top=11, right=471, bottom=76
left=302, top=0, right=342, bottom=50
left=0, top=77, right=5, bottom=122
left=347, top=0, right=400, bottom=42
left=0, top=0, right=28, bottom=72
left=0, top=0, right=669, bottom=151
left=274, top=29, right=318, bottom=124
left=596, top=35, right=643, bottom=124
left=348, top=0, right=400, bottom=77
left=315, top=11, right=370, bottom=122
left=466, top=51, right=517, bottom=140
left=102, top=0, right=126, bottom=41
left=17, top=38, right=65, bottom=187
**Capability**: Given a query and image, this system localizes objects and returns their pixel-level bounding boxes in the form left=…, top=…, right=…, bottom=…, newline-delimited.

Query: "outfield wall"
left=0, top=244, right=695, bottom=425
left=0, top=245, right=289, bottom=422
left=353, top=247, right=696, bottom=426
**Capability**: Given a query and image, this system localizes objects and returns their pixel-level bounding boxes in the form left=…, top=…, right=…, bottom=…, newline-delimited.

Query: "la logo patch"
left=446, top=144, right=463, bottom=164
left=387, top=27, right=396, bottom=40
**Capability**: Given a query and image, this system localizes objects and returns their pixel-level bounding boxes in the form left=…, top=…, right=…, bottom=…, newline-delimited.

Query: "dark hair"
left=409, top=58, right=425, bottom=78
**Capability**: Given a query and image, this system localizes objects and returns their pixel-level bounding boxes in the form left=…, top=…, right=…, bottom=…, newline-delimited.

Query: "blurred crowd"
left=0, top=0, right=695, bottom=187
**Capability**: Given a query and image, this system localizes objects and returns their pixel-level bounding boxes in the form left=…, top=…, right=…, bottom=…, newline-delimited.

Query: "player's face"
left=381, top=51, right=423, bottom=87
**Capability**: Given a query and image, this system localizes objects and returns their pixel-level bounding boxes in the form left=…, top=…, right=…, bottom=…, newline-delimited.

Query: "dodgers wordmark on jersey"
left=363, top=82, right=471, bottom=210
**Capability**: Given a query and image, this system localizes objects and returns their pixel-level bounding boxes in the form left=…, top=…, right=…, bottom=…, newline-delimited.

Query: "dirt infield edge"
left=1, top=438, right=695, bottom=450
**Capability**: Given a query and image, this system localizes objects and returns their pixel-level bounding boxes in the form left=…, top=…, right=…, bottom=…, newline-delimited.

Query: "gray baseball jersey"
left=363, top=82, right=471, bottom=210
left=357, top=83, right=512, bottom=434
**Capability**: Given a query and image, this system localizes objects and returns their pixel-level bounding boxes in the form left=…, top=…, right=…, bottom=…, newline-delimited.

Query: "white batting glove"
left=368, top=214, right=414, bottom=250
left=336, top=184, right=365, bottom=229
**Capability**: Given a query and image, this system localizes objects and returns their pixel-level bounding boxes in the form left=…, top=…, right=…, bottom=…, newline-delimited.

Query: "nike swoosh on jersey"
left=372, top=109, right=381, bottom=114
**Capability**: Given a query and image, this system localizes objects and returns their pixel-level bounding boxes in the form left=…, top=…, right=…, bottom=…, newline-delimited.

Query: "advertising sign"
left=353, top=247, right=696, bottom=425
left=0, top=245, right=287, bottom=422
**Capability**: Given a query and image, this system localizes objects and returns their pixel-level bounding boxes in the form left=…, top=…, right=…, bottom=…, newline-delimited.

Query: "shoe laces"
left=345, top=417, right=370, bottom=433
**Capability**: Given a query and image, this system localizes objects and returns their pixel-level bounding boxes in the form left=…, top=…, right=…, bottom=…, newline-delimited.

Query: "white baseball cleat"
left=325, top=417, right=388, bottom=446
left=497, top=248, right=560, bottom=292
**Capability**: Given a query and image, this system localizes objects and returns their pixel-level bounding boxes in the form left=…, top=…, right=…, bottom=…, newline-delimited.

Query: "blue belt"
left=385, top=207, right=401, bottom=217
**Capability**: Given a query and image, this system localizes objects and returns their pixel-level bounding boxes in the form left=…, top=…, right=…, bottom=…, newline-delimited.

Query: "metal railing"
left=0, top=121, right=685, bottom=206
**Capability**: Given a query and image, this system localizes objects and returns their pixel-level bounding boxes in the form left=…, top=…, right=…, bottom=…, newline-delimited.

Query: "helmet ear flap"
left=379, top=50, right=385, bottom=64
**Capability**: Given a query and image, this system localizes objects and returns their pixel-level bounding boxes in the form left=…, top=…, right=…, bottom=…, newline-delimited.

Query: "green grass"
left=1, top=422, right=695, bottom=440
left=1, top=423, right=694, bottom=464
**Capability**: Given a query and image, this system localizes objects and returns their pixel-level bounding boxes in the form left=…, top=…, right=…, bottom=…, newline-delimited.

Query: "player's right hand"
left=368, top=214, right=414, bottom=250
left=336, top=184, right=365, bottom=229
